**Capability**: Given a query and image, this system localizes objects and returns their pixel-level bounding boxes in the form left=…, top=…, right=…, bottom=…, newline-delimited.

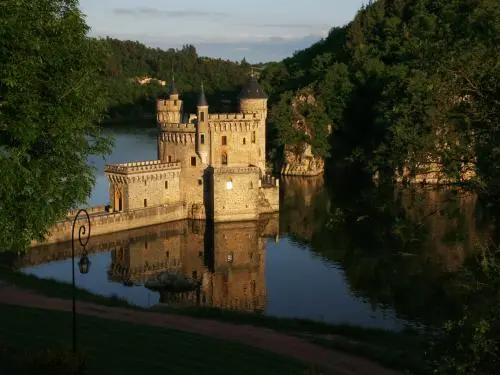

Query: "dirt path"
left=0, top=285, right=401, bottom=375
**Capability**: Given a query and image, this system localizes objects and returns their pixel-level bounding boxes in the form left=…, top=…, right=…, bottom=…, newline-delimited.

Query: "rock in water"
left=144, top=272, right=200, bottom=292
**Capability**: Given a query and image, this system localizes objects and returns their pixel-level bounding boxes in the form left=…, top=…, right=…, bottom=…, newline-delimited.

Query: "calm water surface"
left=20, top=125, right=486, bottom=330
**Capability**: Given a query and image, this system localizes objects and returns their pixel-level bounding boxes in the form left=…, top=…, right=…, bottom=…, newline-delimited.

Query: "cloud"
left=113, top=7, right=227, bottom=18
left=257, top=23, right=329, bottom=29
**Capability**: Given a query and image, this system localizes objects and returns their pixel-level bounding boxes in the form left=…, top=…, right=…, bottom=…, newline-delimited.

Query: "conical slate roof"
left=168, top=81, right=179, bottom=95
left=238, top=74, right=268, bottom=100
left=198, top=83, right=208, bottom=106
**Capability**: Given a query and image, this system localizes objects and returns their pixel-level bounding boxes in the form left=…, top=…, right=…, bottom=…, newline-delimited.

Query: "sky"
left=81, top=0, right=365, bottom=63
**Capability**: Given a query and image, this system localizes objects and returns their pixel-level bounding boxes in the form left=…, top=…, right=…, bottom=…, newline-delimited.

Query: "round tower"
left=238, top=73, right=268, bottom=171
left=238, top=73, right=268, bottom=116
left=156, top=79, right=183, bottom=125
left=196, top=83, right=209, bottom=165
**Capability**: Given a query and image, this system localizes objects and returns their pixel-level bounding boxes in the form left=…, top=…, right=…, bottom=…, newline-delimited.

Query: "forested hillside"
left=96, top=38, right=250, bottom=122
left=262, top=0, right=499, bottom=195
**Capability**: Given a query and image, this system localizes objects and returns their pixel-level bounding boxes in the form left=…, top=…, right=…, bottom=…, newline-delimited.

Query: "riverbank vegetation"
left=261, top=0, right=499, bottom=195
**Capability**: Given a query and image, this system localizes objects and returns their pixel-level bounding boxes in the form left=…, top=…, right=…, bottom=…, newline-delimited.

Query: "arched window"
left=222, top=152, right=228, bottom=165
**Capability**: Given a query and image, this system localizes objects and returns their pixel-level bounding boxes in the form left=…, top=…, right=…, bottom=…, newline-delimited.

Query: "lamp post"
left=71, top=209, right=91, bottom=355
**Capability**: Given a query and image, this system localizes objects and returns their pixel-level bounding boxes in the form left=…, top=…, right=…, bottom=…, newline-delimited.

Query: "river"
left=18, top=125, right=489, bottom=331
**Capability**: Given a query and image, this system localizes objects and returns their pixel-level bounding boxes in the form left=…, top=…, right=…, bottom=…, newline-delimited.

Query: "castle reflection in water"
left=18, top=215, right=279, bottom=312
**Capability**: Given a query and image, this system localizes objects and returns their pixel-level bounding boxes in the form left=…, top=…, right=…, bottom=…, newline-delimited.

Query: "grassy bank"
left=0, top=266, right=426, bottom=373
left=0, top=304, right=322, bottom=375
left=0, top=266, right=136, bottom=309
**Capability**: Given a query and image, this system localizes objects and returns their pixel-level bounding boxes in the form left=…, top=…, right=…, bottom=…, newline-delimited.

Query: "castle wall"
left=211, top=167, right=260, bottom=222
left=31, top=204, right=186, bottom=245
left=122, top=172, right=180, bottom=210
left=158, top=127, right=197, bottom=167
left=210, top=125, right=262, bottom=169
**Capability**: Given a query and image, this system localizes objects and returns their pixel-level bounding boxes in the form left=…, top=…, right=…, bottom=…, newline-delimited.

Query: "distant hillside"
left=96, top=38, right=251, bottom=122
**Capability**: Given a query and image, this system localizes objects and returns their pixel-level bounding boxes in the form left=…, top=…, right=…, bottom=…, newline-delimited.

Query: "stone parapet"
left=66, top=205, right=106, bottom=218
left=209, top=121, right=261, bottom=133
left=32, top=203, right=186, bottom=246
left=159, top=123, right=196, bottom=133
left=208, top=113, right=262, bottom=121
left=104, top=160, right=181, bottom=175
left=214, top=166, right=260, bottom=175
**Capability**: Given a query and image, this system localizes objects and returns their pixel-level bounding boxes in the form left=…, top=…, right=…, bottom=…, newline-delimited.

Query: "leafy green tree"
left=0, top=0, right=111, bottom=252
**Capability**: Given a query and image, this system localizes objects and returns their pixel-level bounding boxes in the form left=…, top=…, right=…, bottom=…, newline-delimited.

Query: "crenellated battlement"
left=104, top=160, right=181, bottom=175
left=208, top=112, right=262, bottom=121
left=214, top=166, right=260, bottom=175
left=209, top=121, right=261, bottom=133
left=159, top=123, right=196, bottom=132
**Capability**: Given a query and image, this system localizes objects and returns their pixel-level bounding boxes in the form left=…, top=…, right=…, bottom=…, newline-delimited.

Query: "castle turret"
left=156, top=76, right=183, bottom=125
left=238, top=73, right=268, bottom=171
left=197, top=83, right=209, bottom=165
left=238, top=73, right=268, bottom=115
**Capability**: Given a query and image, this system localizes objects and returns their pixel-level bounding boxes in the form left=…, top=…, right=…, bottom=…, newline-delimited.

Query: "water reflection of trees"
left=281, top=175, right=491, bottom=326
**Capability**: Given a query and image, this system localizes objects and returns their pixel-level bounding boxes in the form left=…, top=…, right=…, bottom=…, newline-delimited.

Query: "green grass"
left=0, top=304, right=328, bottom=375
left=153, top=304, right=422, bottom=347
left=0, top=265, right=137, bottom=309
left=309, top=336, right=427, bottom=375
left=0, top=265, right=425, bottom=373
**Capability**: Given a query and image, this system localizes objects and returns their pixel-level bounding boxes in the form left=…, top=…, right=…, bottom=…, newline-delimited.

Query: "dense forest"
left=96, top=38, right=252, bottom=122
left=261, top=0, right=499, bottom=197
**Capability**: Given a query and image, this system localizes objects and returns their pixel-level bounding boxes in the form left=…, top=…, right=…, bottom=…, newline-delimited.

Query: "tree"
left=0, top=0, right=111, bottom=252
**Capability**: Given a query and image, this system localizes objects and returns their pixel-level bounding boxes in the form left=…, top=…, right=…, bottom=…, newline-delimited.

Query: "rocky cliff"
left=281, top=144, right=325, bottom=176
left=280, top=90, right=329, bottom=176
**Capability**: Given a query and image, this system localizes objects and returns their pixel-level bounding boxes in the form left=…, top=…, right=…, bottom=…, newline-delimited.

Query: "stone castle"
left=104, top=74, right=280, bottom=222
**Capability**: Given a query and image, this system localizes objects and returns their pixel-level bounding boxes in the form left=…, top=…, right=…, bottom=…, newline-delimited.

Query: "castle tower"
left=196, top=83, right=209, bottom=165
left=238, top=72, right=268, bottom=171
left=156, top=77, right=183, bottom=125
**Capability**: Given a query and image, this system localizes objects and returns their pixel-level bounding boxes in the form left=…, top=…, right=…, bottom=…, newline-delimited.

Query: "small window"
left=145, top=241, right=148, bottom=249
left=174, top=100, right=178, bottom=106
left=166, top=251, right=170, bottom=258
left=165, top=181, right=168, bottom=189
left=222, top=153, right=228, bottom=165
left=243, top=137, right=246, bottom=145
left=144, top=180, right=147, bottom=186
left=222, top=135, right=227, bottom=145
left=198, top=179, right=203, bottom=186
left=144, top=199, right=148, bottom=207
left=191, top=156, right=197, bottom=166
left=251, top=131, right=256, bottom=143
left=200, top=112, right=205, bottom=122
left=200, top=134, right=205, bottom=144
left=168, top=155, right=172, bottom=162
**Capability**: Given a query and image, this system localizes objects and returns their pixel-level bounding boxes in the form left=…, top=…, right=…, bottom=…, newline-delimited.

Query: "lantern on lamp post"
left=71, top=209, right=91, bottom=355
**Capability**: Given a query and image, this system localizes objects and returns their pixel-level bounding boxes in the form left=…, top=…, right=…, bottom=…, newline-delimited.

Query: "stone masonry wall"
left=125, top=172, right=181, bottom=210
left=212, top=167, right=260, bottom=222
left=32, top=203, right=186, bottom=245
left=211, top=125, right=262, bottom=168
